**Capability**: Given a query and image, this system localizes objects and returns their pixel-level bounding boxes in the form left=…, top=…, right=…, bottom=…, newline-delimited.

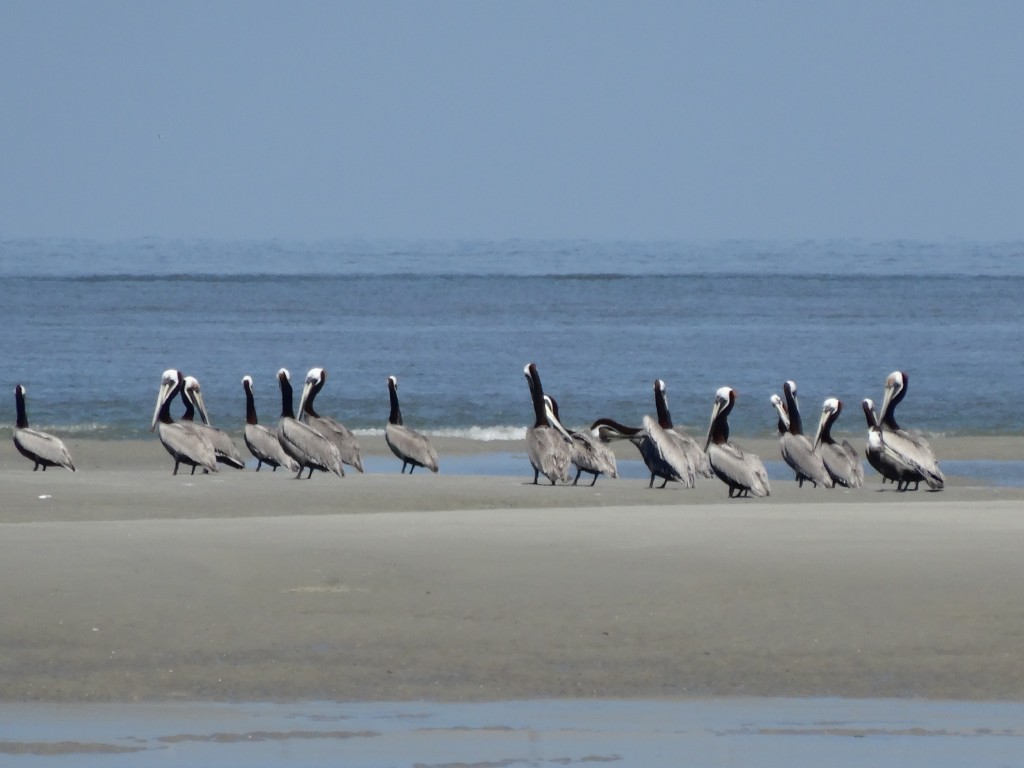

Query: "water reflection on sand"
left=2, top=698, right=1024, bottom=767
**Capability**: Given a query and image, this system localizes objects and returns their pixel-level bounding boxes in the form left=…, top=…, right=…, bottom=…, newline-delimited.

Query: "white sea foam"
left=354, top=425, right=526, bottom=441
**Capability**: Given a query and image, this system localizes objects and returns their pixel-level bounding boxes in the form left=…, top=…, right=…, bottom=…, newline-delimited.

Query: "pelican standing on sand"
left=385, top=375, right=439, bottom=474
left=877, top=370, right=944, bottom=491
left=151, top=369, right=218, bottom=475
left=653, top=379, right=713, bottom=480
left=276, top=368, right=344, bottom=479
left=180, top=376, right=246, bottom=469
left=812, top=398, right=864, bottom=488
left=861, top=398, right=902, bottom=487
left=590, top=415, right=694, bottom=488
left=771, top=381, right=831, bottom=488
left=298, top=367, right=364, bottom=473
left=12, top=384, right=75, bottom=471
left=704, top=387, right=770, bottom=498
left=242, top=375, right=300, bottom=472
left=544, top=395, right=617, bottom=486
left=524, top=363, right=572, bottom=485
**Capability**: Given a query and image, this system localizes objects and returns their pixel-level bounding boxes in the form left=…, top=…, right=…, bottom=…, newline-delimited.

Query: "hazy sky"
left=3, top=1, right=1022, bottom=241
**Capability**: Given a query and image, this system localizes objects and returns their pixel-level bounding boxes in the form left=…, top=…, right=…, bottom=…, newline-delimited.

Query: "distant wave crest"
left=355, top=425, right=526, bottom=441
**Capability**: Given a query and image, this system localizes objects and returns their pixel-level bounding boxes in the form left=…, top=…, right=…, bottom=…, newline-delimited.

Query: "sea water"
left=2, top=238, right=1023, bottom=441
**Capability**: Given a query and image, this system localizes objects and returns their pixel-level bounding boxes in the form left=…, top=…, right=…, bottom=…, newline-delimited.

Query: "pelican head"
left=704, top=386, right=735, bottom=450
left=183, top=375, right=211, bottom=425
left=388, top=375, right=398, bottom=389
left=813, top=397, right=842, bottom=449
left=151, top=369, right=183, bottom=431
left=861, top=398, right=880, bottom=429
left=242, top=375, right=254, bottom=390
left=879, top=370, right=908, bottom=427
left=298, top=367, right=327, bottom=416
left=770, top=393, right=790, bottom=431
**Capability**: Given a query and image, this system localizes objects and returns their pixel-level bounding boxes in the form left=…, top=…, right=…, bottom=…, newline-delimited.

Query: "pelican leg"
left=256, top=461, right=262, bottom=472
left=573, top=468, right=582, bottom=486
left=409, top=464, right=416, bottom=474
left=648, top=473, right=656, bottom=489
left=532, top=469, right=540, bottom=485
left=659, top=477, right=669, bottom=489
left=590, top=473, right=598, bottom=487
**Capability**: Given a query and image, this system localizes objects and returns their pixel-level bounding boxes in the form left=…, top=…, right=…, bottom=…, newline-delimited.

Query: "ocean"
left=3, top=237, right=1023, bottom=442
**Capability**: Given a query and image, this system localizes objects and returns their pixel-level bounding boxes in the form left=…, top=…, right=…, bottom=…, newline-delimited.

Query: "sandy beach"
left=1, top=435, right=1023, bottom=704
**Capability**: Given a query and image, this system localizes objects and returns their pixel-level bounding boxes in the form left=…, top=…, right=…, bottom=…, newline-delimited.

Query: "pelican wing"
left=821, top=441, right=863, bottom=488
left=668, top=426, right=713, bottom=479
left=244, top=422, right=300, bottom=472
left=385, top=422, right=439, bottom=473
left=188, top=423, right=246, bottom=469
left=527, top=425, right=572, bottom=484
left=569, top=429, right=618, bottom=479
left=708, top=441, right=770, bottom=497
left=779, top=432, right=833, bottom=488
left=278, top=418, right=344, bottom=476
left=306, top=414, right=364, bottom=472
left=13, top=427, right=76, bottom=471
left=158, top=422, right=218, bottom=473
left=644, top=416, right=695, bottom=487
left=880, top=430, right=944, bottom=490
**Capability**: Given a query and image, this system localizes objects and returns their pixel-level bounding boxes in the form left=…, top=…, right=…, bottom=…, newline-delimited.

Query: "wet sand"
left=1, top=435, right=1023, bottom=703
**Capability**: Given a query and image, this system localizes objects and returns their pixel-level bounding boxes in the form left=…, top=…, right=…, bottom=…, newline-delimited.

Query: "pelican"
left=812, top=398, right=864, bottom=488
left=771, top=381, right=832, bottom=488
left=180, top=376, right=246, bottom=469
left=297, top=367, right=364, bottom=473
left=12, top=384, right=75, bottom=472
left=276, top=368, right=344, bottom=479
left=544, top=395, right=617, bottom=486
left=242, top=375, right=300, bottom=472
left=704, top=387, right=770, bottom=498
left=385, top=375, right=439, bottom=474
left=862, top=398, right=901, bottom=486
left=590, top=415, right=694, bottom=488
left=151, top=369, right=218, bottom=475
left=523, top=363, right=572, bottom=485
left=877, top=371, right=944, bottom=491
left=653, top=379, right=713, bottom=480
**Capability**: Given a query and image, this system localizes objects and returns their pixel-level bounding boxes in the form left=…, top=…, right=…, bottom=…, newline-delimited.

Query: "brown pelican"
left=242, top=375, right=300, bottom=472
left=862, top=398, right=902, bottom=487
left=12, top=384, right=75, bottom=472
left=769, top=388, right=832, bottom=488
left=544, top=395, right=617, bottom=486
left=812, top=398, right=864, bottom=488
left=297, top=367, right=364, bottom=473
left=151, top=369, right=218, bottom=475
left=653, top=379, right=713, bottom=480
left=877, top=371, right=944, bottom=491
left=180, top=376, right=246, bottom=469
left=523, top=363, right=572, bottom=485
left=385, top=375, right=439, bottom=474
left=704, top=387, right=770, bottom=498
left=590, top=415, right=694, bottom=488
left=276, top=368, right=344, bottom=479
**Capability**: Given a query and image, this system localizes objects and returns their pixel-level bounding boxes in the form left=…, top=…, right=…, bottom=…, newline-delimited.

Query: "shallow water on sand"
left=2, top=698, right=1023, bottom=767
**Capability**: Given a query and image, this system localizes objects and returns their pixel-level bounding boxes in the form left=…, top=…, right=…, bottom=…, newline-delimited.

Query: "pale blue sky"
left=2, top=1, right=1022, bottom=240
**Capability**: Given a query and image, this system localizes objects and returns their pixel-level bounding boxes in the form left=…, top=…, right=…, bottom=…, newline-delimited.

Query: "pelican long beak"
left=812, top=411, right=826, bottom=451
left=878, top=383, right=896, bottom=429
left=703, top=400, right=722, bottom=452
left=297, top=377, right=317, bottom=419
left=543, top=398, right=573, bottom=443
left=770, top=394, right=790, bottom=430
left=151, top=381, right=174, bottom=431
left=191, top=388, right=211, bottom=425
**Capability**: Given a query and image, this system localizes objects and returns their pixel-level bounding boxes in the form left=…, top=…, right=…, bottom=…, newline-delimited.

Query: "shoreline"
left=1, top=437, right=1023, bottom=705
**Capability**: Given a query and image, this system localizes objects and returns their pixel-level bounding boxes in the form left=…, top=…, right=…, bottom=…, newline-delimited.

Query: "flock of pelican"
left=149, top=367, right=439, bottom=478
left=525, top=365, right=944, bottom=497
left=11, top=367, right=944, bottom=497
